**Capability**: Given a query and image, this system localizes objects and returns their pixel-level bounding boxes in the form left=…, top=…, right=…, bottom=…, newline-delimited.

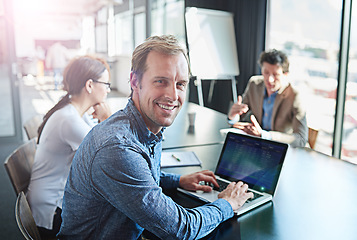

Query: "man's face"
left=261, top=62, right=287, bottom=96
left=131, top=51, right=189, bottom=134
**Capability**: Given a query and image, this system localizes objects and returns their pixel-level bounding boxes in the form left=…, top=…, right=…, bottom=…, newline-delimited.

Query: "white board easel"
left=185, top=7, right=239, bottom=106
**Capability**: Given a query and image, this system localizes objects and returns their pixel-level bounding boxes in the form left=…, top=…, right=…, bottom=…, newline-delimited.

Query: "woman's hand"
left=92, top=102, right=111, bottom=123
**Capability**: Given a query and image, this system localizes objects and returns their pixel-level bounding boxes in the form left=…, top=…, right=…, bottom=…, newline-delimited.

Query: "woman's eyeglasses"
left=93, top=80, right=111, bottom=89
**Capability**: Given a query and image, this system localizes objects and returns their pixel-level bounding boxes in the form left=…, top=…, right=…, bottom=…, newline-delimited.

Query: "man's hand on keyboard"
left=179, top=170, right=219, bottom=192
left=218, top=181, right=254, bottom=211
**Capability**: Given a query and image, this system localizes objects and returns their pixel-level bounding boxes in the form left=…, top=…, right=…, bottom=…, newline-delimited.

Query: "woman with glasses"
left=27, top=55, right=112, bottom=239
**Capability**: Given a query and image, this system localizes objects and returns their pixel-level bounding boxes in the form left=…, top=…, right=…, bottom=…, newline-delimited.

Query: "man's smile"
left=157, top=103, right=177, bottom=111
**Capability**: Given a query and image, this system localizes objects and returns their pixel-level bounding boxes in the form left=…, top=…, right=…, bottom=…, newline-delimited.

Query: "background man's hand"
left=233, top=115, right=263, bottom=137
left=179, top=170, right=219, bottom=192
left=228, top=95, right=249, bottom=120
left=218, top=181, right=253, bottom=211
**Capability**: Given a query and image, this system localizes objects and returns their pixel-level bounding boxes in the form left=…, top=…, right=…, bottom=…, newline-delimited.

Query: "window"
left=267, top=0, right=343, bottom=157
left=0, top=18, right=16, bottom=137
left=151, top=0, right=185, bottom=45
left=95, top=7, right=108, bottom=53
left=343, top=2, right=357, bottom=164
left=115, top=11, right=133, bottom=55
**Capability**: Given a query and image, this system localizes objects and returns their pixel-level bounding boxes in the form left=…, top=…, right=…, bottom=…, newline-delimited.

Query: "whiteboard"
left=185, top=7, right=239, bottom=79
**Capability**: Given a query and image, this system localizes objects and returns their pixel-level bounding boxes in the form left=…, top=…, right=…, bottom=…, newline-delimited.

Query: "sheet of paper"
left=220, top=127, right=247, bottom=136
left=161, top=151, right=202, bottom=168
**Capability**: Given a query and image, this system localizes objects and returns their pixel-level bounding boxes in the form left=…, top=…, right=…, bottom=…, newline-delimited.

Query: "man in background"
left=228, top=49, right=308, bottom=147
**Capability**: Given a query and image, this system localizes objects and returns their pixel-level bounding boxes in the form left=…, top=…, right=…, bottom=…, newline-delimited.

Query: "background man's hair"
left=259, top=49, right=289, bottom=73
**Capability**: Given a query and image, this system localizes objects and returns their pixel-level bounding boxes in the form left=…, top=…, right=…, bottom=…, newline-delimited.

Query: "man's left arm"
left=92, top=144, right=232, bottom=240
left=160, top=171, right=181, bottom=189
left=269, top=92, right=308, bottom=147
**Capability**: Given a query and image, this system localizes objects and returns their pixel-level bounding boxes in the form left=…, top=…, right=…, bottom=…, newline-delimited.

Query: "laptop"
left=178, top=131, right=288, bottom=215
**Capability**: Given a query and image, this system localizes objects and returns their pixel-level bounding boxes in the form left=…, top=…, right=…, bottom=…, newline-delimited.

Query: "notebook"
left=178, top=131, right=288, bottom=215
left=161, top=151, right=201, bottom=168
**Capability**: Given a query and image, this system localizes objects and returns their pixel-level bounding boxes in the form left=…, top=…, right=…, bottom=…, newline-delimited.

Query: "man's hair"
left=131, top=35, right=190, bottom=87
left=259, top=49, right=289, bottom=73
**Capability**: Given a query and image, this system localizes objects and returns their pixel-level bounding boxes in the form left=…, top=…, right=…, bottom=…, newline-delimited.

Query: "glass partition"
left=0, top=3, right=16, bottom=138
left=343, top=2, right=357, bottom=164
left=267, top=0, right=343, bottom=156
left=151, top=0, right=185, bottom=44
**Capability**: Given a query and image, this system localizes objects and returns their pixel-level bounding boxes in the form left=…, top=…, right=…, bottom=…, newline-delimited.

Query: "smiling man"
left=58, top=35, right=253, bottom=240
left=228, top=49, right=308, bottom=147
left=131, top=50, right=187, bottom=133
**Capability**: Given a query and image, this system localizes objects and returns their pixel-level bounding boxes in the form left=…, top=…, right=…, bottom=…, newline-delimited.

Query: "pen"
left=171, top=154, right=181, bottom=162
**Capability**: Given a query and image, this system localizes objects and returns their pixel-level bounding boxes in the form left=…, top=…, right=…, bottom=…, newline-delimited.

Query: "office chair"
left=4, top=138, right=36, bottom=195
left=23, top=115, right=43, bottom=140
left=15, top=191, right=41, bottom=240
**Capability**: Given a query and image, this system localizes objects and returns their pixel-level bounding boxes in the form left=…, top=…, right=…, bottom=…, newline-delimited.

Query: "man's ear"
left=85, top=79, right=94, bottom=94
left=130, top=72, right=139, bottom=92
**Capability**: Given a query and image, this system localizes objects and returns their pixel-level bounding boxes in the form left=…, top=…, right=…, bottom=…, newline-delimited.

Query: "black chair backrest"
left=15, top=191, right=41, bottom=240
left=4, top=139, right=36, bottom=195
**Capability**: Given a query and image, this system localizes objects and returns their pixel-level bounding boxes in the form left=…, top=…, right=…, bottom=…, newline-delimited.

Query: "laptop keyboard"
left=246, top=192, right=263, bottom=203
left=214, top=179, right=229, bottom=192
left=214, top=179, right=263, bottom=202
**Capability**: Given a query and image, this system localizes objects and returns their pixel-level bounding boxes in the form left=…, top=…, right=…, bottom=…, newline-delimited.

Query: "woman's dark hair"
left=37, top=55, right=110, bottom=143
left=259, top=49, right=289, bottom=73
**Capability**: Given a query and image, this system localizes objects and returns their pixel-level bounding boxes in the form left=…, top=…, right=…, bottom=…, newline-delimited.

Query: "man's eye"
left=177, top=82, right=187, bottom=89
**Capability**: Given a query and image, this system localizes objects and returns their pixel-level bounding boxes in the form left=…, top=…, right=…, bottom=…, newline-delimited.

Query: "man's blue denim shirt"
left=58, top=99, right=233, bottom=240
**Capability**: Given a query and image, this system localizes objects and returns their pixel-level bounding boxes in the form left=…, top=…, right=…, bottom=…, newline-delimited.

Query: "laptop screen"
left=215, top=132, right=288, bottom=195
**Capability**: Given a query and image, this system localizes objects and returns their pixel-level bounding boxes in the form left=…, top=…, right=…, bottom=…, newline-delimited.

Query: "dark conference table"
left=159, top=102, right=357, bottom=240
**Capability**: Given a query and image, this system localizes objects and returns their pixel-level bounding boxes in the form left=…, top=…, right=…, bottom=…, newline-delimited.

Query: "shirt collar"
left=264, top=89, right=278, bottom=98
left=124, top=98, right=164, bottom=145
left=277, top=79, right=290, bottom=94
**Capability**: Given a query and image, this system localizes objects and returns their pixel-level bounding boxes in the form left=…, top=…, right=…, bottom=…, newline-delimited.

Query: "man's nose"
left=167, top=84, right=178, bottom=101
left=268, top=75, right=275, bottom=83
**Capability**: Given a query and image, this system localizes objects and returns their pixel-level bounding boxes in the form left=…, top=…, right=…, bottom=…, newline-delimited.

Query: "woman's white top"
left=27, top=104, right=96, bottom=230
